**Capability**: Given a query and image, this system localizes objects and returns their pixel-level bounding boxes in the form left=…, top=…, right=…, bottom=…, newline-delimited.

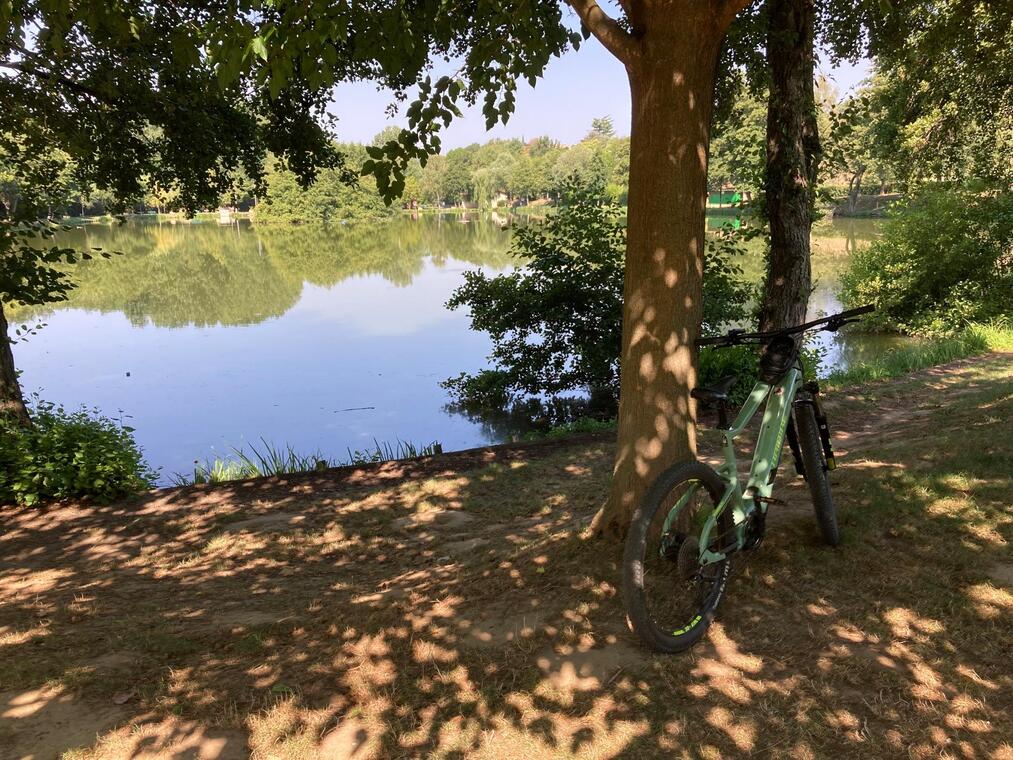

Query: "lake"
left=15, top=214, right=888, bottom=482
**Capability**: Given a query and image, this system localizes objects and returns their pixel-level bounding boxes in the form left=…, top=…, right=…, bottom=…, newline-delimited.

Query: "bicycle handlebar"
left=696, top=305, right=875, bottom=348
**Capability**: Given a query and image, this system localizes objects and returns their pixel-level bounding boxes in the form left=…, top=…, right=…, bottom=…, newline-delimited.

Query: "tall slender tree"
left=759, top=0, right=821, bottom=331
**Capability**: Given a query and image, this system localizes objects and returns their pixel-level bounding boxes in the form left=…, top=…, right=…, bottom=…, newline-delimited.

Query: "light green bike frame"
left=661, top=365, right=804, bottom=566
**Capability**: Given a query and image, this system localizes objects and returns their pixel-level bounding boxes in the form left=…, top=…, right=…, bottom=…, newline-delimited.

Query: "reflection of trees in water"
left=257, top=215, right=515, bottom=289
left=15, top=216, right=514, bottom=327
left=809, top=218, right=882, bottom=294
left=23, top=222, right=300, bottom=327
left=16, top=215, right=881, bottom=329
left=727, top=217, right=883, bottom=293
left=446, top=393, right=615, bottom=443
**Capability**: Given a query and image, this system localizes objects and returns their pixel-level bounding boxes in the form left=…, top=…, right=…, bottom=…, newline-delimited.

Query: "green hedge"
left=841, top=187, right=1013, bottom=335
left=0, top=402, right=156, bottom=506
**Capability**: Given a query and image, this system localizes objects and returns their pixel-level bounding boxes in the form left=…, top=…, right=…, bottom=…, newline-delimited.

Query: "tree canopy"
left=863, top=0, right=1012, bottom=189
left=0, top=4, right=341, bottom=214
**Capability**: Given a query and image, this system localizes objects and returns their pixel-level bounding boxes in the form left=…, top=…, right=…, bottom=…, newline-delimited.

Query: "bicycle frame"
left=661, top=365, right=804, bottom=566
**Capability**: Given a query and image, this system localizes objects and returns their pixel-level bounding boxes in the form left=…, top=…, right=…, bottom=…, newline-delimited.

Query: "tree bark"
left=846, top=166, right=865, bottom=214
left=0, top=303, right=32, bottom=425
left=592, top=20, right=724, bottom=539
left=759, top=0, right=820, bottom=332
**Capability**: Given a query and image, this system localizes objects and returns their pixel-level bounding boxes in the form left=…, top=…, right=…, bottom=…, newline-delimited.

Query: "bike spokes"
left=640, top=480, right=729, bottom=636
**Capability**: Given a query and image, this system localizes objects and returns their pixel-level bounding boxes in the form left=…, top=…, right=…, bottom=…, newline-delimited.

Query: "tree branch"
left=716, top=0, right=756, bottom=30
left=566, top=0, right=639, bottom=64
left=0, top=59, right=105, bottom=100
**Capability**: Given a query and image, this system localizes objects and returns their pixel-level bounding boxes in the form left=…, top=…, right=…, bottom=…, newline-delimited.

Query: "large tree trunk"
left=0, top=303, right=32, bottom=425
left=592, top=24, right=723, bottom=539
left=759, top=0, right=820, bottom=331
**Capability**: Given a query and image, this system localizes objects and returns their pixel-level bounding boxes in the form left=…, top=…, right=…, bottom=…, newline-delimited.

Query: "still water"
left=15, top=214, right=886, bottom=482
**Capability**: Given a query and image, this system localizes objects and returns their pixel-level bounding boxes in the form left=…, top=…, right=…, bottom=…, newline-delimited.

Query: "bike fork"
left=796, top=381, right=838, bottom=473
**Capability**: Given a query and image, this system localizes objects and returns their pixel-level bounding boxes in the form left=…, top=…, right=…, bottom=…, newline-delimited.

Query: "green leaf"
left=250, top=35, right=268, bottom=61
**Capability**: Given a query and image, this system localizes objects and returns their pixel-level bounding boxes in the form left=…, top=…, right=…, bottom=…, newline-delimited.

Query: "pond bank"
left=164, top=323, right=1013, bottom=487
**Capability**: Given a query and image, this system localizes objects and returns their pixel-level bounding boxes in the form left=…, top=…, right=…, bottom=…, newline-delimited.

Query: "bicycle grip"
left=836, top=304, right=875, bottom=319
left=695, top=327, right=747, bottom=347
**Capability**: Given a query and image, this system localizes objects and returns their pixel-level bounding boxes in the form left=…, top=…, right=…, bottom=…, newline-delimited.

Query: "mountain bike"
left=622, top=305, right=875, bottom=653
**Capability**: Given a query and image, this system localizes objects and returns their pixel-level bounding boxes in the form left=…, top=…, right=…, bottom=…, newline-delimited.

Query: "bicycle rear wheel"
left=796, top=403, right=840, bottom=546
left=622, top=461, right=734, bottom=653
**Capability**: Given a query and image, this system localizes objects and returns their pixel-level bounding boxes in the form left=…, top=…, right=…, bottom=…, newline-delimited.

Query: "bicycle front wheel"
left=796, top=403, right=840, bottom=546
left=622, top=461, right=734, bottom=653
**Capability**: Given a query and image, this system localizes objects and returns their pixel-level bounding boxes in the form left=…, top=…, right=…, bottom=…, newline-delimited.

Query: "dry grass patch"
left=0, top=354, right=1010, bottom=758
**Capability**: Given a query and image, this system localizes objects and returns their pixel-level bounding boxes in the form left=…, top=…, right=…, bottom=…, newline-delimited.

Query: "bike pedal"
left=753, top=496, right=786, bottom=507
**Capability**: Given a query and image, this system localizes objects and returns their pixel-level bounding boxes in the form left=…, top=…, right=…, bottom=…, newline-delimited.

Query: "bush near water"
left=0, top=401, right=156, bottom=506
left=841, top=187, right=1013, bottom=335
left=443, top=183, right=754, bottom=412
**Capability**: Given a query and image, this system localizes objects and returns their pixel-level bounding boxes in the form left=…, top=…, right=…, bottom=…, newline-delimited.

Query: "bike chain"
left=713, top=511, right=765, bottom=584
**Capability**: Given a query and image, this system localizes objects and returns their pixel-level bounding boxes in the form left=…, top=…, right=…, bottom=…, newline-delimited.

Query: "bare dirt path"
left=1, top=353, right=1010, bottom=759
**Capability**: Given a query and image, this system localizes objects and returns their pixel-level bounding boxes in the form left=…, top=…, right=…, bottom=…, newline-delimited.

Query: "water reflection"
left=22, top=215, right=881, bottom=330
left=12, top=214, right=884, bottom=481
left=20, top=217, right=515, bottom=327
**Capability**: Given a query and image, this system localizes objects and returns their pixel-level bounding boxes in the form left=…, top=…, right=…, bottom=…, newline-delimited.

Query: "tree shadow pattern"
left=0, top=355, right=1010, bottom=758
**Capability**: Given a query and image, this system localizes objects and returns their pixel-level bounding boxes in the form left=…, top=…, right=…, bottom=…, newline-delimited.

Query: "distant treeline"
left=7, top=63, right=1005, bottom=226
left=256, top=117, right=632, bottom=224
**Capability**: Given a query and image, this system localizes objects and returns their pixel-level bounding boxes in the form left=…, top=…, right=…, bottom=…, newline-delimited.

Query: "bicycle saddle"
left=691, top=374, right=738, bottom=404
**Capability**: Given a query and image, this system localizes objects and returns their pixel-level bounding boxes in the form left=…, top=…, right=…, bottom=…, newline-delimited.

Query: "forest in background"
left=6, top=56, right=1007, bottom=226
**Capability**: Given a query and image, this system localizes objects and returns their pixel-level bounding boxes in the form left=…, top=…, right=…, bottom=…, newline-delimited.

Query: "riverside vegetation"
left=841, top=187, right=1013, bottom=334
left=1, top=186, right=1004, bottom=502
left=445, top=180, right=1013, bottom=423
left=443, top=184, right=752, bottom=413
left=0, top=399, right=155, bottom=506
left=172, top=439, right=444, bottom=487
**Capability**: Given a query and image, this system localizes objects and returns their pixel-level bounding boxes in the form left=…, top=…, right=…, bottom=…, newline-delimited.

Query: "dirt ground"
left=1, top=354, right=1011, bottom=759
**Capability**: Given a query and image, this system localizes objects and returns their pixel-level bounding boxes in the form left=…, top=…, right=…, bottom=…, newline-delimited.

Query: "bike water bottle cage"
left=758, top=335, right=798, bottom=384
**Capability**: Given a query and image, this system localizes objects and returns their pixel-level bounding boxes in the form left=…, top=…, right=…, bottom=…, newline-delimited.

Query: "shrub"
left=840, top=187, right=1013, bottom=335
left=697, top=341, right=824, bottom=407
left=697, top=344, right=759, bottom=407
left=524, top=415, right=617, bottom=441
left=444, top=184, right=753, bottom=410
left=0, top=401, right=156, bottom=506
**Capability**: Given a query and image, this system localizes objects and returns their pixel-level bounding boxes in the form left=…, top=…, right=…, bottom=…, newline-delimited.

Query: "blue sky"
left=329, top=39, right=870, bottom=149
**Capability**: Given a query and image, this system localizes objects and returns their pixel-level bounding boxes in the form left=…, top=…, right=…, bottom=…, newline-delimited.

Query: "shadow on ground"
left=1, top=354, right=1010, bottom=758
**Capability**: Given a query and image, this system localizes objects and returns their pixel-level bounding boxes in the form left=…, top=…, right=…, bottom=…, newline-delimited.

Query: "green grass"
left=824, top=319, right=1012, bottom=388
left=170, top=438, right=443, bottom=486
left=523, top=416, right=616, bottom=441
left=344, top=438, right=444, bottom=465
left=967, top=317, right=1013, bottom=351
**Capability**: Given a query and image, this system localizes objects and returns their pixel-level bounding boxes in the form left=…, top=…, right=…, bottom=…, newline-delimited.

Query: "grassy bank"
left=1, top=354, right=1009, bottom=758
left=823, top=320, right=1013, bottom=388
left=171, top=438, right=443, bottom=486
left=524, top=322, right=1013, bottom=442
